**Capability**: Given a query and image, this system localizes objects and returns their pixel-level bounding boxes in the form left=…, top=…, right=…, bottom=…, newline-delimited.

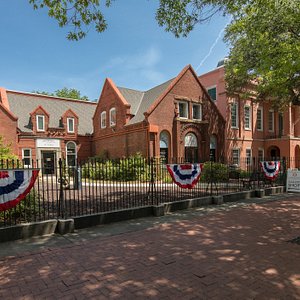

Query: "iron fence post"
left=58, top=158, right=65, bottom=218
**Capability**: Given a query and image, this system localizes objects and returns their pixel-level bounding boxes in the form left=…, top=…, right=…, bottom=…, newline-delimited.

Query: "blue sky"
left=0, top=0, right=230, bottom=101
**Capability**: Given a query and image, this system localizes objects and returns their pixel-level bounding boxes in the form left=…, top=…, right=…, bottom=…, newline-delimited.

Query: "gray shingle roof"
left=117, top=78, right=174, bottom=125
left=7, top=91, right=97, bottom=135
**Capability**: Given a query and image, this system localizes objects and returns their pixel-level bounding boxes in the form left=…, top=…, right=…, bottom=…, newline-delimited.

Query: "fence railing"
left=0, top=156, right=290, bottom=228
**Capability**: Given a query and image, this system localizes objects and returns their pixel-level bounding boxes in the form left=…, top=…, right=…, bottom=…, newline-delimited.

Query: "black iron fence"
left=0, top=156, right=290, bottom=227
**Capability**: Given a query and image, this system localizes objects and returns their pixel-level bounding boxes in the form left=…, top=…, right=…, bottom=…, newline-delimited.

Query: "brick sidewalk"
left=0, top=198, right=299, bottom=299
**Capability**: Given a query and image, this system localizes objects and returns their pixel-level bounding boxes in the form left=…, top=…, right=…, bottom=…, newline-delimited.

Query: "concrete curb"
left=0, top=185, right=287, bottom=242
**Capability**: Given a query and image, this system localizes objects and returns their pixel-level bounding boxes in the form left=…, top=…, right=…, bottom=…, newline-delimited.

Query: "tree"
left=32, top=88, right=89, bottom=101
left=28, top=0, right=300, bottom=107
left=0, top=136, right=17, bottom=161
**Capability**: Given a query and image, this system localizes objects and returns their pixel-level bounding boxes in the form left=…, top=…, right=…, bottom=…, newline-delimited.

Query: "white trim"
left=110, top=107, right=116, bottom=127
left=178, top=101, right=188, bottom=119
left=246, top=148, right=252, bottom=166
left=36, top=115, right=45, bottom=132
left=101, top=111, right=106, bottom=129
left=192, top=103, right=202, bottom=121
left=67, top=117, right=75, bottom=133
left=232, top=148, right=240, bottom=166
left=22, top=148, right=32, bottom=167
left=65, top=141, right=77, bottom=167
left=207, top=85, right=217, bottom=101
left=244, top=105, right=251, bottom=130
left=257, top=107, right=263, bottom=131
left=268, top=109, right=275, bottom=132
left=231, top=102, right=239, bottom=129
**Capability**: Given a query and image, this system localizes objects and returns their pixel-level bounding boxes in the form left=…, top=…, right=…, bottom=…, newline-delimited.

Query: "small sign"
left=287, top=169, right=300, bottom=192
left=36, top=139, right=60, bottom=148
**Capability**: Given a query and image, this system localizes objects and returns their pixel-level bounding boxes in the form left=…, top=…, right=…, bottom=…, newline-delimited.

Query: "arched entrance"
left=184, top=133, right=198, bottom=163
left=210, top=135, right=217, bottom=162
left=160, top=131, right=169, bottom=163
left=267, top=146, right=280, bottom=159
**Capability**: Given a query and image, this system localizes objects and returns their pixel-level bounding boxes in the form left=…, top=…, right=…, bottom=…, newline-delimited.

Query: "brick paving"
left=0, top=196, right=300, bottom=299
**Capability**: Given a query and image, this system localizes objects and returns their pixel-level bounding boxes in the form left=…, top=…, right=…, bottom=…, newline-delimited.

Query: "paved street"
left=0, top=194, right=299, bottom=299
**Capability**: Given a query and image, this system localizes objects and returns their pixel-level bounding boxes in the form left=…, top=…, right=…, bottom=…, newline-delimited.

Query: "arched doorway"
left=267, top=146, right=280, bottom=159
left=295, top=145, right=300, bottom=169
left=66, top=141, right=77, bottom=167
left=210, top=135, right=217, bottom=162
left=160, top=131, right=169, bottom=163
left=185, top=133, right=198, bottom=163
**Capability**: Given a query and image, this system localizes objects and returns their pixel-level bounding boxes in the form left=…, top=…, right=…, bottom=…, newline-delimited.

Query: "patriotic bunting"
left=260, top=161, right=280, bottom=181
left=0, top=169, right=39, bottom=211
left=166, top=164, right=203, bottom=189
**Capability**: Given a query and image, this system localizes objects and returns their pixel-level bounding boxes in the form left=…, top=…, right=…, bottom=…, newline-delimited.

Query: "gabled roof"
left=6, top=90, right=97, bottom=135
left=117, top=78, right=174, bottom=125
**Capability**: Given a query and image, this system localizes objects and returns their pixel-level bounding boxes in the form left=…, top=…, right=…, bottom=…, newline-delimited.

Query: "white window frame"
left=207, top=85, right=217, bottom=102
left=178, top=101, right=188, bottom=119
left=232, top=148, right=240, bottom=166
left=268, top=109, right=274, bottom=132
left=257, top=107, right=263, bottom=131
left=101, top=111, right=106, bottom=129
left=192, top=103, right=202, bottom=121
left=110, top=107, right=116, bottom=127
left=66, top=141, right=77, bottom=167
left=244, top=105, right=251, bottom=130
left=67, top=117, right=75, bottom=133
left=231, top=102, right=239, bottom=129
left=22, top=148, right=32, bottom=167
left=258, top=148, right=264, bottom=161
left=246, top=148, right=252, bottom=166
left=36, top=115, right=45, bottom=132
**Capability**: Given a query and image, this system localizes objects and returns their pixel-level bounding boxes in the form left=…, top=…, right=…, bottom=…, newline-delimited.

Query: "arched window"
left=210, top=135, right=217, bottom=161
left=66, top=141, right=77, bottom=167
left=160, top=131, right=169, bottom=163
left=101, top=111, right=106, bottom=128
left=184, top=133, right=198, bottom=163
left=110, top=108, right=116, bottom=127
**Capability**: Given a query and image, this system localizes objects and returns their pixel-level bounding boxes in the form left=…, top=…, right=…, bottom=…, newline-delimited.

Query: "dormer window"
left=178, top=101, right=188, bottom=119
left=67, top=117, right=75, bottom=133
left=101, top=111, right=106, bottom=128
left=36, top=115, right=45, bottom=132
left=110, top=108, right=116, bottom=127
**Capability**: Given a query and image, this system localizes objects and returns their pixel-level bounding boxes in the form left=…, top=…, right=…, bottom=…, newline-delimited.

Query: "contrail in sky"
left=196, top=18, right=231, bottom=72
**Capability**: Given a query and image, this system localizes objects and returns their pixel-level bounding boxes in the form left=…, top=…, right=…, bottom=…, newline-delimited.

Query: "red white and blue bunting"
left=166, top=164, right=203, bottom=189
left=0, top=169, right=39, bottom=211
left=260, top=161, right=280, bottom=181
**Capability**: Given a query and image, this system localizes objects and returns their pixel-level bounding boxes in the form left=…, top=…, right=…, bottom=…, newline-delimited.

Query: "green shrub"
left=81, top=153, right=149, bottom=182
left=201, top=162, right=229, bottom=183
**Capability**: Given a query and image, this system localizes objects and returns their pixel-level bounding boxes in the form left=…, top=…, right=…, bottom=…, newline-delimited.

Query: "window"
left=257, top=107, right=263, bottom=131
left=268, top=110, right=274, bottom=131
left=207, top=87, right=217, bottom=101
left=110, top=108, right=116, bottom=127
left=67, top=118, right=75, bottom=133
left=246, top=148, right=252, bottom=166
left=231, top=102, right=238, bottom=128
left=192, top=104, right=202, bottom=120
left=232, top=149, right=240, bottom=166
left=258, top=149, right=264, bottom=161
left=244, top=106, right=251, bottom=130
left=185, top=133, right=198, bottom=163
left=178, top=101, right=188, bottom=119
left=36, top=115, right=45, bottom=132
left=22, top=149, right=32, bottom=167
left=101, top=111, right=106, bottom=128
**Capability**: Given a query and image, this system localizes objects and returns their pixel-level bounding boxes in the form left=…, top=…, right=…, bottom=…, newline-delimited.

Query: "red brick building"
left=199, top=62, right=300, bottom=168
left=0, top=88, right=96, bottom=173
left=93, top=65, right=225, bottom=162
left=0, top=65, right=226, bottom=167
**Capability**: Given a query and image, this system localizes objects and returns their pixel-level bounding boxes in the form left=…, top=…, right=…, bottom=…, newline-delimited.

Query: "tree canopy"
left=0, top=136, right=17, bottom=161
left=28, top=0, right=300, bottom=107
left=32, top=87, right=89, bottom=101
